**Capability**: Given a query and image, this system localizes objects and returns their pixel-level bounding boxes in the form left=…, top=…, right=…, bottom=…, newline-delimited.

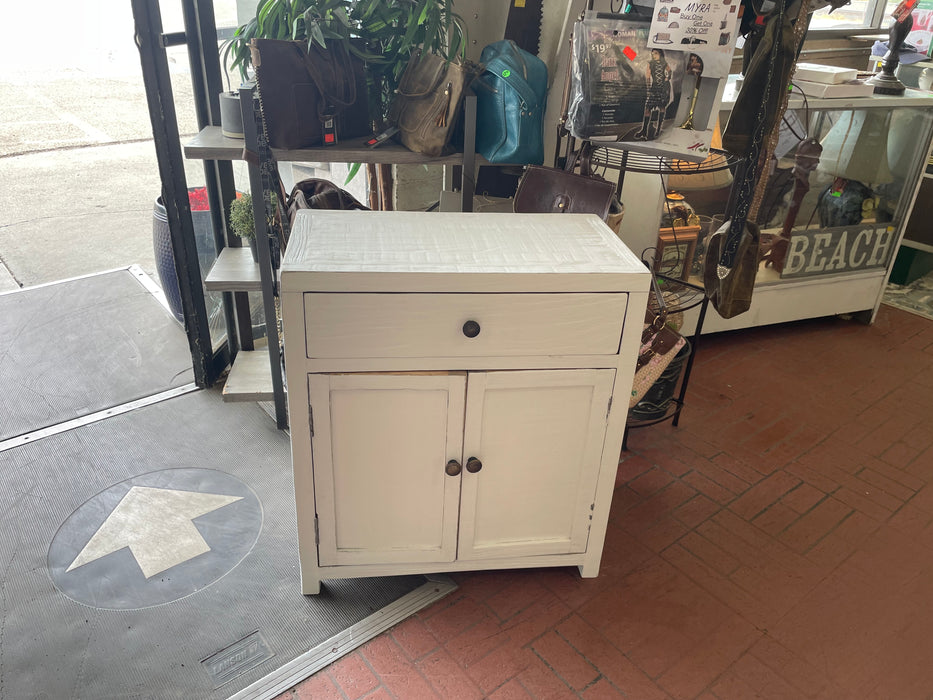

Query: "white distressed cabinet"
left=281, top=210, right=650, bottom=594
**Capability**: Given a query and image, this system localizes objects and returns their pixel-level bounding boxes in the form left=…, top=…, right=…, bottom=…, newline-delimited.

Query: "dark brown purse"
left=513, top=148, right=616, bottom=221
left=389, top=50, right=479, bottom=157
left=250, top=38, right=370, bottom=150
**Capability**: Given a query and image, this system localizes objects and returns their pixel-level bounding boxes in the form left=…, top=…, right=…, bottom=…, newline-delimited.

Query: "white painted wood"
left=684, top=266, right=887, bottom=334
left=303, top=293, right=627, bottom=359
left=222, top=350, right=274, bottom=401
left=298, top=354, right=622, bottom=374
left=310, top=373, right=465, bottom=566
left=280, top=211, right=647, bottom=293
left=205, top=247, right=261, bottom=291
left=457, top=369, right=615, bottom=560
left=281, top=212, right=649, bottom=593
left=281, top=291, right=321, bottom=595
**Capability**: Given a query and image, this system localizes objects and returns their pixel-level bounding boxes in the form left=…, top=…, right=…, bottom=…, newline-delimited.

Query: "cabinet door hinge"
left=314, top=514, right=320, bottom=546
left=308, top=406, right=314, bottom=437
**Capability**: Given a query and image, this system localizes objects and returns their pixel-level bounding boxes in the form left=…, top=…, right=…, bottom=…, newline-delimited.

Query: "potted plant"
left=229, top=193, right=259, bottom=261
left=221, top=0, right=466, bottom=129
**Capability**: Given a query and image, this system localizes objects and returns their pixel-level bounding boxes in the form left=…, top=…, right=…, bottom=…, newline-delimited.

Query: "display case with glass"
left=689, top=79, right=933, bottom=333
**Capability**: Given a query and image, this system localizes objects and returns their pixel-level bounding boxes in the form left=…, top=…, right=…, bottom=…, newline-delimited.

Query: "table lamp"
left=816, top=110, right=893, bottom=227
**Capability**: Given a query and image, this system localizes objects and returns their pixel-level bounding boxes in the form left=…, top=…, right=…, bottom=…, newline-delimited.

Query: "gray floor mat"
left=1, top=390, right=436, bottom=699
left=0, top=268, right=193, bottom=442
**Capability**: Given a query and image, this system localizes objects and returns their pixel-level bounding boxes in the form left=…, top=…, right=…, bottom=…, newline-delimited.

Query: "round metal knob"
left=462, top=320, right=481, bottom=338
left=466, top=457, right=483, bottom=473
left=445, top=459, right=462, bottom=476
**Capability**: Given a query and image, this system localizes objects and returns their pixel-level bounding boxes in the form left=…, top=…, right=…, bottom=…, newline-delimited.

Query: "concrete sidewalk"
left=0, top=0, right=238, bottom=293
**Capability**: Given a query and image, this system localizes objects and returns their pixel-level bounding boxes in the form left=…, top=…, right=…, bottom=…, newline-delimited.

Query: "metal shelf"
left=588, top=145, right=739, bottom=176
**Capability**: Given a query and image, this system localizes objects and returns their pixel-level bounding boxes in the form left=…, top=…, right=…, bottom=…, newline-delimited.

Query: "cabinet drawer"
left=303, top=293, right=627, bottom=358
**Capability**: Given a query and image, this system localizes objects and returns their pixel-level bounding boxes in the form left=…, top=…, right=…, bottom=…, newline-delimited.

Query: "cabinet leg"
left=301, top=573, right=321, bottom=596
left=578, top=562, right=600, bottom=579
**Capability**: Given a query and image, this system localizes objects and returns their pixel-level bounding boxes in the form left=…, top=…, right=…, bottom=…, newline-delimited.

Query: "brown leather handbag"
left=513, top=165, right=615, bottom=220
left=389, top=50, right=479, bottom=157
left=250, top=38, right=370, bottom=150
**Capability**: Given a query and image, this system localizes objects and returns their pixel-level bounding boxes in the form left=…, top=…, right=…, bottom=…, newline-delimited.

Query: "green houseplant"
left=222, top=0, right=465, bottom=128
left=229, top=192, right=278, bottom=261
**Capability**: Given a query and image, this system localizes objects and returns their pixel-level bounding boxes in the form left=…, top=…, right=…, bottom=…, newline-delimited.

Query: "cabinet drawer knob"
left=466, top=457, right=483, bottom=473
left=445, top=459, right=462, bottom=476
left=462, top=320, right=481, bottom=338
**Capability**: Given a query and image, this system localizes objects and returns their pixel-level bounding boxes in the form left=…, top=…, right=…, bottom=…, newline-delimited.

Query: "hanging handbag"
left=513, top=148, right=616, bottom=221
left=389, top=49, right=479, bottom=157
left=250, top=38, right=370, bottom=150
left=474, top=40, right=548, bottom=165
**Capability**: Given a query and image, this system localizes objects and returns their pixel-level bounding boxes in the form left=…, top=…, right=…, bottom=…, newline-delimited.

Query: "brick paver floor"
left=281, top=304, right=933, bottom=700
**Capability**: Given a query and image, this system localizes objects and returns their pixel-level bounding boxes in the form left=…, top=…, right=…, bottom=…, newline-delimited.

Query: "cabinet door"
left=309, top=373, right=465, bottom=566
left=458, top=369, right=615, bottom=560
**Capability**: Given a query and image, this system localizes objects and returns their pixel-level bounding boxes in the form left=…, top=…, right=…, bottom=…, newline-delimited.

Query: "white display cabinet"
left=690, top=79, right=933, bottom=333
left=280, top=210, right=650, bottom=594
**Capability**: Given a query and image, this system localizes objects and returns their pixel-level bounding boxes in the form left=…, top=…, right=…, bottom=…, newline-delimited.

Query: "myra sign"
left=781, top=224, right=896, bottom=279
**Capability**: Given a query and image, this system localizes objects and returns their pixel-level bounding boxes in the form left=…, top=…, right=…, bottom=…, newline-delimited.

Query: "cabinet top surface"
left=280, top=211, right=648, bottom=292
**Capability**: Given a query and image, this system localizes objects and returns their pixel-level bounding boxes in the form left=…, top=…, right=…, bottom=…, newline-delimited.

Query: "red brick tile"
left=856, top=465, right=918, bottom=502
left=327, top=653, right=379, bottom=700
left=360, top=688, right=394, bottom=700
left=443, top=614, right=511, bottom=667
left=422, top=595, right=488, bottom=642
left=661, top=543, right=777, bottom=629
left=778, top=497, right=853, bottom=553
left=535, top=567, right=609, bottom=612
left=294, top=671, right=344, bottom=700
left=712, top=451, right=766, bottom=486
left=780, top=483, right=825, bottom=514
left=729, top=471, right=801, bottom=521
left=752, top=503, right=800, bottom=537
left=628, top=467, right=676, bottom=496
left=360, top=635, right=440, bottom=700
left=455, top=570, right=526, bottom=603
left=632, top=446, right=694, bottom=477
left=618, top=481, right=698, bottom=532
left=516, top=653, right=578, bottom=699
left=556, top=615, right=671, bottom=700
left=861, top=457, right=926, bottom=492
left=880, top=440, right=924, bottom=470
left=532, top=631, right=599, bottom=691
left=857, top=414, right=922, bottom=458
left=683, top=470, right=736, bottom=504
left=692, top=456, right=752, bottom=495
left=581, top=677, right=627, bottom=699
left=417, top=648, right=485, bottom=700
left=832, top=486, right=895, bottom=522
left=616, top=453, right=653, bottom=485
left=784, top=461, right=841, bottom=496
left=888, top=502, right=933, bottom=538
left=500, top=589, right=572, bottom=647
left=678, top=531, right=740, bottom=576
left=657, top=614, right=760, bottom=700
left=749, top=636, right=842, bottom=699
left=728, top=652, right=811, bottom=699
left=637, top=514, right=689, bottom=552
left=673, top=494, right=720, bottom=529
left=391, top=615, right=440, bottom=661
left=464, top=643, right=536, bottom=696
left=487, top=678, right=535, bottom=699
left=906, top=444, right=933, bottom=479
left=486, top=579, right=550, bottom=622
left=709, top=669, right=766, bottom=699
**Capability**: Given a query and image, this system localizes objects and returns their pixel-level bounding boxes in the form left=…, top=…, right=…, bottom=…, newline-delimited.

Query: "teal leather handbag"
left=475, top=40, right=548, bottom=165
